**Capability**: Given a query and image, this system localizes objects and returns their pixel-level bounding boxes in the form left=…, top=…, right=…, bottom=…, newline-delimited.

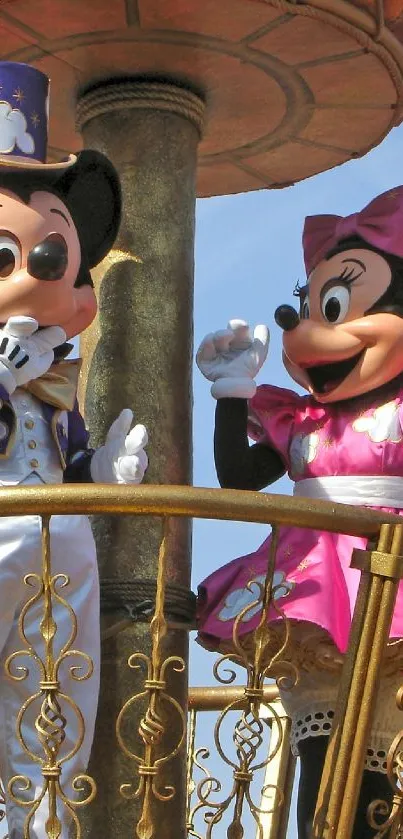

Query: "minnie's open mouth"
left=305, top=350, right=364, bottom=394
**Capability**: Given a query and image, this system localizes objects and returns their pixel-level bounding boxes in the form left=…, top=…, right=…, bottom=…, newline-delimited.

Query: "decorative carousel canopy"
left=1, top=0, right=403, bottom=196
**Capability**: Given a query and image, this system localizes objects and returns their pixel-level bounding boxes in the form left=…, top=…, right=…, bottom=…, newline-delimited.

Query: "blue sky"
left=190, top=121, right=403, bottom=837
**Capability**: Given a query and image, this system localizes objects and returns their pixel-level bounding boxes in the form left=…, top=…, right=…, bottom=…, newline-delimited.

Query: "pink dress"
left=197, top=383, right=403, bottom=764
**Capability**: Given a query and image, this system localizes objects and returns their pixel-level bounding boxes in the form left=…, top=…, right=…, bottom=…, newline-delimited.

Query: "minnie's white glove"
left=90, top=409, right=148, bottom=485
left=0, top=316, right=66, bottom=395
left=196, top=319, right=269, bottom=399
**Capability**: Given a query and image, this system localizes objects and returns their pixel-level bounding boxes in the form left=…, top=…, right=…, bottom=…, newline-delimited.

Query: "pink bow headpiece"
left=303, top=187, right=403, bottom=275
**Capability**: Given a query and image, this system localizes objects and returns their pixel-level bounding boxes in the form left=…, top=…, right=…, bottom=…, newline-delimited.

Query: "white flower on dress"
left=217, top=571, right=295, bottom=623
left=289, top=432, right=320, bottom=476
left=353, top=401, right=402, bottom=443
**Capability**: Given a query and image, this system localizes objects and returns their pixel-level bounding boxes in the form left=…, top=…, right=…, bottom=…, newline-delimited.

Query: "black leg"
left=297, top=738, right=393, bottom=839
left=353, top=769, right=392, bottom=838
left=297, top=737, right=328, bottom=839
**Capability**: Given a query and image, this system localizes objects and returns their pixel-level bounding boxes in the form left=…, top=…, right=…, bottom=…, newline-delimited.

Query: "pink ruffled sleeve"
left=248, top=384, right=303, bottom=468
left=396, top=385, right=403, bottom=431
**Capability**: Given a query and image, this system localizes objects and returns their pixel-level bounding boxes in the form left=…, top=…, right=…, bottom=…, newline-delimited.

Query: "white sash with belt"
left=293, top=476, right=403, bottom=509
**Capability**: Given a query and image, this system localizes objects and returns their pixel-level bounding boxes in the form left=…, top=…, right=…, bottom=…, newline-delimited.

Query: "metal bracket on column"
left=351, top=548, right=403, bottom=578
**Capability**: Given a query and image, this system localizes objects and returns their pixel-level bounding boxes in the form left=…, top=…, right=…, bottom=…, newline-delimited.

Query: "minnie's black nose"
left=274, top=305, right=300, bottom=332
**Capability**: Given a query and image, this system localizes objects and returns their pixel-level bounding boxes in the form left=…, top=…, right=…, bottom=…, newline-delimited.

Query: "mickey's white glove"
left=196, top=319, right=269, bottom=399
left=0, top=316, right=66, bottom=395
left=90, top=409, right=148, bottom=485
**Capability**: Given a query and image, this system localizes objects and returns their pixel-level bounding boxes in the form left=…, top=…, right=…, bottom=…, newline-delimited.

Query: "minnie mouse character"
left=196, top=187, right=403, bottom=838
left=0, top=62, right=148, bottom=837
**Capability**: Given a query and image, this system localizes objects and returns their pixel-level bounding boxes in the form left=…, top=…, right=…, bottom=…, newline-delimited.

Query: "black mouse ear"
left=55, top=149, right=121, bottom=267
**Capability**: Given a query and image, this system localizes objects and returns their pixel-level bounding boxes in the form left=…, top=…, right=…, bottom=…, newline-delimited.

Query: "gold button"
left=28, top=440, right=37, bottom=449
left=24, top=419, right=34, bottom=430
left=29, top=459, right=39, bottom=469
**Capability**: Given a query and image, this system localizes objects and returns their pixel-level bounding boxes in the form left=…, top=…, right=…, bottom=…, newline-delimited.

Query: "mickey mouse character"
left=196, top=187, right=403, bottom=838
left=0, top=62, right=148, bottom=838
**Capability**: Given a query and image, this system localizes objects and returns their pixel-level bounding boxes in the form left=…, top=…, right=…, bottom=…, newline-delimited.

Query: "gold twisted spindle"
left=5, top=514, right=96, bottom=838
left=193, top=525, right=297, bottom=837
left=116, top=517, right=186, bottom=839
left=40, top=514, right=64, bottom=837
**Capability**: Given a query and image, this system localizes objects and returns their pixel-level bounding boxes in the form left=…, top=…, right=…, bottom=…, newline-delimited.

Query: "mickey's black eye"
left=27, top=233, right=68, bottom=281
left=0, top=234, right=21, bottom=279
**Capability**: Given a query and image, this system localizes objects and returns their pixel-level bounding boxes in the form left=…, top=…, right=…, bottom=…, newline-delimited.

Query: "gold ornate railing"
left=1, top=484, right=403, bottom=837
left=187, top=685, right=295, bottom=839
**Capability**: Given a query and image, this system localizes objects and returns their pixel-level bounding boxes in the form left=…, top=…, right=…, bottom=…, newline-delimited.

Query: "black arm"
left=214, top=398, right=286, bottom=491
left=63, top=450, right=94, bottom=483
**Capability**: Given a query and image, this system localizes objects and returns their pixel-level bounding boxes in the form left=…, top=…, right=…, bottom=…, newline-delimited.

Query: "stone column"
left=76, top=80, right=204, bottom=839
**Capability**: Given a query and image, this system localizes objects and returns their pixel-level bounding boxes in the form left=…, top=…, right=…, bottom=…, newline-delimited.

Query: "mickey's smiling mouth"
left=304, top=350, right=365, bottom=394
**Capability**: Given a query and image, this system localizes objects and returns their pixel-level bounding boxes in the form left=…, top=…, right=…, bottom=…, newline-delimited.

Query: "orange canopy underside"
left=1, top=0, right=403, bottom=196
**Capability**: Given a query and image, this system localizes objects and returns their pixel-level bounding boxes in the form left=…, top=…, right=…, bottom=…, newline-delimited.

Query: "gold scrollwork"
left=366, top=685, right=403, bottom=837
left=4, top=515, right=96, bottom=838
left=193, top=695, right=286, bottom=838
left=116, top=518, right=187, bottom=839
left=187, top=708, right=216, bottom=839
left=189, top=526, right=296, bottom=837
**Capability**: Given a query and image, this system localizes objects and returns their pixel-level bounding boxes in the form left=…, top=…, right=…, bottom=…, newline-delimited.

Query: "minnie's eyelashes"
left=293, top=280, right=308, bottom=299
left=292, top=265, right=362, bottom=309
left=338, top=265, right=362, bottom=285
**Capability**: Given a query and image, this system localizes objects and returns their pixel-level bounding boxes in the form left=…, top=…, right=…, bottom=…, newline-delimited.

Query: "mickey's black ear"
left=55, top=149, right=121, bottom=268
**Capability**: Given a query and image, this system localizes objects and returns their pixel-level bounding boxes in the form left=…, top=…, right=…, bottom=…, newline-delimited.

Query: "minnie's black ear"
left=55, top=149, right=121, bottom=268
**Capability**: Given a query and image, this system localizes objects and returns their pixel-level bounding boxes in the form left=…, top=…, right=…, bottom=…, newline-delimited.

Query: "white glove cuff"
left=0, top=363, right=17, bottom=396
left=211, top=377, right=257, bottom=400
left=90, top=447, right=113, bottom=484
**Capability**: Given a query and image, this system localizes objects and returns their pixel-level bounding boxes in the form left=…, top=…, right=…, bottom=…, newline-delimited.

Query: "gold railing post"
left=115, top=518, right=187, bottom=839
left=313, top=522, right=403, bottom=838
left=257, top=698, right=296, bottom=839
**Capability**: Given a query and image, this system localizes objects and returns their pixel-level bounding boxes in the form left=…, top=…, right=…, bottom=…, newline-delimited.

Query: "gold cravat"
left=22, top=359, right=81, bottom=412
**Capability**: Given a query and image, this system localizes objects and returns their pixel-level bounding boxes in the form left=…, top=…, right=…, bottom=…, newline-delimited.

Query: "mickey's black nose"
left=274, top=305, right=300, bottom=332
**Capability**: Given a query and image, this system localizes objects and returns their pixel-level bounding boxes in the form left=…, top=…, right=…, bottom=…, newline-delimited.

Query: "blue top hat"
left=0, top=61, right=75, bottom=172
left=0, top=62, right=121, bottom=268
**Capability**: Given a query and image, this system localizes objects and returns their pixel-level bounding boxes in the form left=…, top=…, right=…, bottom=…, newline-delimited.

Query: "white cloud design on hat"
left=0, top=102, right=34, bottom=155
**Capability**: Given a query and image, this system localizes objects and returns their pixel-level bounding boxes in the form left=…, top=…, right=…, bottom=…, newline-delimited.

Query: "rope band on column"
left=76, top=80, right=205, bottom=137
left=100, top=577, right=197, bottom=622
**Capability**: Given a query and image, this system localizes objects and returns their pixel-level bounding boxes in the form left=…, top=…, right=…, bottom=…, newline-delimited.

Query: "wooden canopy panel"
left=1, top=0, right=403, bottom=196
